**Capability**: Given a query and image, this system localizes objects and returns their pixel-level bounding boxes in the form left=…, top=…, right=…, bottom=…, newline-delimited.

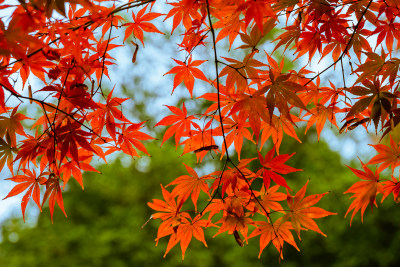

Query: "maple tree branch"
left=184, top=30, right=211, bottom=63
left=51, top=66, right=72, bottom=168
left=304, top=0, right=374, bottom=87
left=203, top=1, right=281, bottom=246
left=96, top=19, right=114, bottom=98
left=217, top=60, right=267, bottom=83
left=205, top=0, right=229, bottom=160
left=0, top=82, right=111, bottom=147
left=107, top=0, right=155, bottom=15
left=0, top=0, right=155, bottom=71
left=203, top=0, right=280, bottom=225
left=198, top=159, right=228, bottom=216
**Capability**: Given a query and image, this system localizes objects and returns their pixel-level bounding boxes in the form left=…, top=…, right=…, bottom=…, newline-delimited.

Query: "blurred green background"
left=1, top=132, right=400, bottom=267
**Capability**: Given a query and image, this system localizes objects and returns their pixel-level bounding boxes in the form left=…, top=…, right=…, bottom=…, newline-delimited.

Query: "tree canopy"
left=1, top=0, right=400, bottom=260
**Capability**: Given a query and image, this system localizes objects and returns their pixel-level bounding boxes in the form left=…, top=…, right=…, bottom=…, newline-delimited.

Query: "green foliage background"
left=1, top=133, right=400, bottom=267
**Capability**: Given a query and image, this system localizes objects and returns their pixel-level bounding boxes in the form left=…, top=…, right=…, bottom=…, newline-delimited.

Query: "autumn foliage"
left=1, top=0, right=400, bottom=260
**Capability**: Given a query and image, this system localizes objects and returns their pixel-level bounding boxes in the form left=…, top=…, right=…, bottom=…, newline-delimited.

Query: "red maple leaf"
left=257, top=147, right=302, bottom=190
left=344, top=162, right=382, bottom=225
left=368, top=136, right=400, bottom=173
left=285, top=180, right=336, bottom=238
left=123, top=6, right=163, bottom=45
left=165, top=56, right=208, bottom=97
left=3, top=169, right=47, bottom=221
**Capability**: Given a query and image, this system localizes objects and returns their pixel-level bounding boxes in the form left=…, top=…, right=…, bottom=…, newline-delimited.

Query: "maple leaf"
left=353, top=52, right=386, bottom=84
left=256, top=71, right=308, bottom=123
left=228, top=90, right=269, bottom=141
left=60, top=160, right=100, bottom=189
left=0, top=133, right=17, bottom=173
left=214, top=8, right=244, bottom=48
left=382, top=176, right=400, bottom=203
left=368, top=136, right=400, bottom=173
left=219, top=113, right=255, bottom=160
left=123, top=6, right=163, bottom=45
left=220, top=54, right=264, bottom=92
left=0, top=106, right=31, bottom=146
left=113, top=122, right=154, bottom=158
left=11, top=52, right=54, bottom=87
left=163, top=216, right=210, bottom=260
left=213, top=209, right=253, bottom=241
left=318, top=12, right=349, bottom=44
left=149, top=185, right=185, bottom=221
left=164, top=56, right=208, bottom=97
left=273, top=22, right=301, bottom=53
left=248, top=218, right=299, bottom=259
left=210, top=158, right=255, bottom=197
left=198, top=84, right=235, bottom=116
left=164, top=0, right=202, bottom=34
left=56, top=120, right=97, bottom=164
left=381, top=58, right=400, bottom=86
left=237, top=19, right=276, bottom=52
left=305, top=104, right=340, bottom=140
left=155, top=103, right=199, bottom=147
left=211, top=186, right=256, bottom=240
left=239, top=0, right=276, bottom=32
left=344, top=163, right=382, bottom=225
left=42, top=173, right=67, bottom=222
left=87, top=88, right=131, bottom=139
left=285, top=180, right=336, bottom=239
left=148, top=186, right=191, bottom=245
left=3, top=169, right=47, bottom=221
left=257, top=147, right=302, bottom=190
left=348, top=22, right=372, bottom=62
left=179, top=128, right=219, bottom=162
left=344, top=78, right=395, bottom=130
left=167, top=163, right=211, bottom=211
left=260, top=114, right=302, bottom=153
left=370, top=20, right=399, bottom=55
left=256, top=185, right=286, bottom=213
left=294, top=25, right=323, bottom=62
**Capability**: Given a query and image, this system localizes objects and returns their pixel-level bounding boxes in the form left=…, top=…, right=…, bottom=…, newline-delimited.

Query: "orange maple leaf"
left=260, top=114, right=302, bottom=153
left=163, top=216, right=210, bottom=260
left=123, top=6, right=163, bottom=45
left=257, top=185, right=286, bottom=213
left=229, top=90, right=269, bottom=141
left=368, top=136, right=400, bottom=173
left=344, top=162, right=382, bottom=225
left=257, top=147, right=302, bottom=190
left=220, top=54, right=264, bottom=93
left=3, top=169, right=47, bottom=221
left=285, top=180, right=336, bottom=239
left=168, top=163, right=211, bottom=211
left=165, top=56, right=208, bottom=97
left=219, top=113, right=254, bottom=160
left=239, top=0, right=276, bottom=32
left=0, top=106, right=31, bottom=146
left=42, top=173, right=67, bottom=222
left=0, top=133, right=17, bottom=173
left=248, top=218, right=299, bottom=259
left=382, top=176, right=400, bottom=203
left=304, top=104, right=340, bottom=140
left=155, top=102, right=199, bottom=147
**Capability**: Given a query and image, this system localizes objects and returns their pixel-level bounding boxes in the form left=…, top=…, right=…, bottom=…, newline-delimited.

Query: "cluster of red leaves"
left=344, top=136, right=400, bottom=225
left=148, top=0, right=400, bottom=259
left=1, top=0, right=400, bottom=261
left=0, top=1, right=156, bottom=222
left=149, top=148, right=336, bottom=259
